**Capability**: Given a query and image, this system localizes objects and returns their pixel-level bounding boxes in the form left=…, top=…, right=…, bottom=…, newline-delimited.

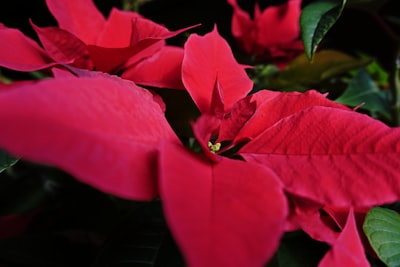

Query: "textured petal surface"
left=0, top=26, right=54, bottom=71
left=46, top=0, right=106, bottom=44
left=159, top=143, right=287, bottom=267
left=0, top=73, right=178, bottom=200
left=319, top=209, right=370, bottom=267
left=241, top=106, right=400, bottom=207
left=121, top=46, right=185, bottom=89
left=226, top=90, right=348, bottom=143
left=32, top=22, right=93, bottom=69
left=182, top=26, right=253, bottom=115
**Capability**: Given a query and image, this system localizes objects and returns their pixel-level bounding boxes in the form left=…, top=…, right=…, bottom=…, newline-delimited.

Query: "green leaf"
left=279, top=50, right=369, bottom=86
left=300, top=0, right=347, bottom=61
left=0, top=149, right=18, bottom=173
left=363, top=207, right=400, bottom=267
left=277, top=231, right=329, bottom=267
left=335, top=68, right=391, bottom=118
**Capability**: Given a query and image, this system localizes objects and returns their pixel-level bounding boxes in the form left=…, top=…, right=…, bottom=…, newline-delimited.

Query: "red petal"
left=121, top=46, right=185, bottom=89
left=97, top=8, right=142, bottom=48
left=241, top=106, right=400, bottom=207
left=256, top=0, right=302, bottom=47
left=159, top=143, right=287, bottom=267
left=0, top=26, right=54, bottom=71
left=31, top=22, right=93, bottom=69
left=285, top=195, right=339, bottom=244
left=319, top=209, right=370, bottom=267
left=226, top=0, right=257, bottom=54
left=232, top=90, right=348, bottom=143
left=46, top=0, right=106, bottom=44
left=130, top=17, right=198, bottom=46
left=0, top=73, right=178, bottom=200
left=182, top=26, right=253, bottom=115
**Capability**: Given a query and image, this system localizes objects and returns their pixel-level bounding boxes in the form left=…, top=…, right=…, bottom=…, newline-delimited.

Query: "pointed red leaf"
left=159, top=142, right=287, bottom=267
left=182, top=26, right=253, bottom=115
left=217, top=95, right=257, bottom=143
left=0, top=26, right=54, bottom=71
left=46, top=0, right=106, bottom=44
left=319, top=209, right=370, bottom=267
left=226, top=90, right=348, bottom=143
left=241, top=106, right=400, bottom=207
left=0, top=73, right=178, bottom=200
left=31, top=22, right=93, bottom=69
left=121, top=46, right=185, bottom=89
left=130, top=17, right=198, bottom=46
left=97, top=8, right=142, bottom=48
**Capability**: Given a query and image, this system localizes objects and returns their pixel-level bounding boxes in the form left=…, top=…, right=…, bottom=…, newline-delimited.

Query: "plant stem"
left=391, top=48, right=400, bottom=126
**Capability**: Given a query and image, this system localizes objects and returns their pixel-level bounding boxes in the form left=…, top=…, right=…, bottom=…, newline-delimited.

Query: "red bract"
left=227, top=0, right=304, bottom=67
left=179, top=27, right=400, bottom=266
left=0, top=0, right=195, bottom=88
left=0, top=73, right=179, bottom=200
left=159, top=142, right=287, bottom=267
left=182, top=26, right=253, bottom=116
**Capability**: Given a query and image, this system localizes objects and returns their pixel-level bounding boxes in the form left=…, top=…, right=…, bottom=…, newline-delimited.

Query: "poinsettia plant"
left=0, top=0, right=399, bottom=266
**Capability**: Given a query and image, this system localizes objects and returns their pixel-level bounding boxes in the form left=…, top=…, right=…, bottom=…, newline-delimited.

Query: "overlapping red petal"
left=319, top=209, right=370, bottom=267
left=121, top=46, right=185, bottom=89
left=45, top=0, right=106, bottom=44
left=159, top=142, right=287, bottom=267
left=241, top=106, right=400, bottom=207
left=31, top=22, right=93, bottom=69
left=0, top=25, right=54, bottom=71
left=0, top=73, right=178, bottom=200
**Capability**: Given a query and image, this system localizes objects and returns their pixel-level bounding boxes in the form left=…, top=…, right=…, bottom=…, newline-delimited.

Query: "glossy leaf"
left=335, top=68, right=391, bottom=117
left=159, top=142, right=287, bottom=267
left=241, top=106, right=400, bottom=207
left=364, top=207, right=400, bottom=267
left=281, top=50, right=369, bottom=85
left=0, top=73, right=178, bottom=200
left=0, top=149, right=18, bottom=173
left=300, top=0, right=347, bottom=60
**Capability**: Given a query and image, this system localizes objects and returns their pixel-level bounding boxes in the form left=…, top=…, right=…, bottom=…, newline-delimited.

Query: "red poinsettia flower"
left=0, top=24, right=400, bottom=267
left=227, top=0, right=304, bottom=67
left=179, top=26, right=400, bottom=266
left=0, top=0, right=195, bottom=88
